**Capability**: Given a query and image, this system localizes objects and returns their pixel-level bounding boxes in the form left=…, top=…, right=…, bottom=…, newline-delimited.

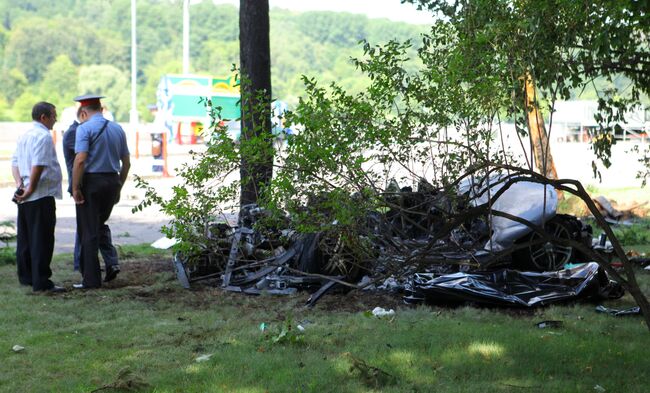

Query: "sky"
left=208, top=0, right=434, bottom=25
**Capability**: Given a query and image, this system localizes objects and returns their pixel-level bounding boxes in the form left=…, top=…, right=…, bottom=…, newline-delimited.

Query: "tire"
left=513, top=216, right=575, bottom=271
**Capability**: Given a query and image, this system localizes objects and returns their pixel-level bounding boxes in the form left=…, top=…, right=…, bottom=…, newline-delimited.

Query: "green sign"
left=157, top=74, right=240, bottom=122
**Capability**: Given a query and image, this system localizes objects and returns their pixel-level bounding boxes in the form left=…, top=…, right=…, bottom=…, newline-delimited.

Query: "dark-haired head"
left=32, top=102, right=56, bottom=121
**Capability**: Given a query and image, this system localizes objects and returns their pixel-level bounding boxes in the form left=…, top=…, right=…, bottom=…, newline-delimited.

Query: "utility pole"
left=183, top=0, right=190, bottom=74
left=129, top=0, right=139, bottom=125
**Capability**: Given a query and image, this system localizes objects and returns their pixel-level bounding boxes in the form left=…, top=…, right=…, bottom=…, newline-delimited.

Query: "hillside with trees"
left=0, top=0, right=428, bottom=121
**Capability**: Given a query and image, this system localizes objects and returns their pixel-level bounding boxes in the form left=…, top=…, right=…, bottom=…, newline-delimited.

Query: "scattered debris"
left=595, top=305, right=642, bottom=317
left=593, top=196, right=623, bottom=221
left=405, top=263, right=623, bottom=307
left=593, top=384, right=606, bottom=393
left=195, top=354, right=214, bottom=362
left=169, top=176, right=624, bottom=310
left=501, top=381, right=538, bottom=389
left=151, top=236, right=178, bottom=250
left=626, top=250, right=650, bottom=269
left=593, top=195, right=648, bottom=223
left=306, top=280, right=340, bottom=308
left=535, top=320, right=564, bottom=329
left=89, top=368, right=149, bottom=393
left=371, top=307, right=395, bottom=318
left=11, top=345, right=24, bottom=353
left=296, top=319, right=313, bottom=332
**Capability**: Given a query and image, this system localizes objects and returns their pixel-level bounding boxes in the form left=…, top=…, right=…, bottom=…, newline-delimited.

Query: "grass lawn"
left=1, top=245, right=649, bottom=393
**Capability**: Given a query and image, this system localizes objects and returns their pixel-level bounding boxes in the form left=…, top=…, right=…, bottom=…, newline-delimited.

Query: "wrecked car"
left=171, top=175, right=619, bottom=307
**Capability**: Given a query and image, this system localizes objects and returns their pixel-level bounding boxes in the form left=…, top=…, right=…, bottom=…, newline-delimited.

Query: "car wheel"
left=514, top=216, right=574, bottom=271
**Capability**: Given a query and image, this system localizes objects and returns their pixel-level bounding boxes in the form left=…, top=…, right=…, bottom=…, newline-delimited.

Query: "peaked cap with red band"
left=74, top=94, right=105, bottom=107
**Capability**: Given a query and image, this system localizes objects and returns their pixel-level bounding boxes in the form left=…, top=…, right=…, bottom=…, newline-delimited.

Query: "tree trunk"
left=523, top=72, right=559, bottom=181
left=239, top=0, right=273, bottom=206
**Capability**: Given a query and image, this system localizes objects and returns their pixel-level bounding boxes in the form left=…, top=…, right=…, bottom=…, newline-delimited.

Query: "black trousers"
left=16, top=196, right=56, bottom=291
left=76, top=173, right=121, bottom=288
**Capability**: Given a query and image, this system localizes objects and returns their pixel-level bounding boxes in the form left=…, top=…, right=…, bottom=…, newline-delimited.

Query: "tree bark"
left=523, top=72, right=559, bottom=181
left=239, top=0, right=273, bottom=206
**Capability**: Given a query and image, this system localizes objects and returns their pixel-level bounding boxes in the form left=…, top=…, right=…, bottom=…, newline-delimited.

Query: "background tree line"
left=0, top=0, right=427, bottom=122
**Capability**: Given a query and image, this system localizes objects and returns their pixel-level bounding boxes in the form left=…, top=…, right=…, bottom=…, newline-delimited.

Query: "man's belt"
left=85, top=172, right=119, bottom=176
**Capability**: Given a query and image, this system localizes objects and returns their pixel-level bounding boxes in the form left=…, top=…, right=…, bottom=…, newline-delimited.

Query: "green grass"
left=577, top=218, right=650, bottom=248
left=0, top=246, right=14, bottom=265
left=113, top=243, right=169, bottom=259
left=1, top=245, right=649, bottom=392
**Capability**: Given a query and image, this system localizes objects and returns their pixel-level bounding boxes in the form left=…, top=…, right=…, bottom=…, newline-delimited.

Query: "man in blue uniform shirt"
left=12, top=102, right=64, bottom=292
left=63, top=106, right=119, bottom=273
left=72, top=95, right=130, bottom=289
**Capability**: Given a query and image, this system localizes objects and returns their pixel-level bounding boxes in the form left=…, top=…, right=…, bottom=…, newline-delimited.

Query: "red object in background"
left=190, top=121, right=197, bottom=144
left=162, top=132, right=170, bottom=178
left=135, top=130, right=140, bottom=159
left=176, top=122, right=183, bottom=145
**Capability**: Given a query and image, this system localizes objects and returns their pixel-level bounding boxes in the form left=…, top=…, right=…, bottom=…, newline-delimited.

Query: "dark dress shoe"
left=45, top=285, right=66, bottom=293
left=104, top=265, right=120, bottom=282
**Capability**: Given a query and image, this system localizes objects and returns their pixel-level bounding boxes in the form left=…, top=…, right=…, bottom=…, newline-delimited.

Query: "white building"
left=551, top=100, right=647, bottom=143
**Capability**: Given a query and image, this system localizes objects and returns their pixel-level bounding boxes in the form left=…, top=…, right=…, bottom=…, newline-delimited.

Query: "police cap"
left=74, top=94, right=105, bottom=107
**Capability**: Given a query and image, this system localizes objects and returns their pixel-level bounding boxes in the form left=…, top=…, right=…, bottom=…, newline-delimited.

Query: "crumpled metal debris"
left=404, top=262, right=623, bottom=307
left=170, top=177, right=622, bottom=309
left=535, top=320, right=563, bottom=329
left=595, top=305, right=642, bottom=316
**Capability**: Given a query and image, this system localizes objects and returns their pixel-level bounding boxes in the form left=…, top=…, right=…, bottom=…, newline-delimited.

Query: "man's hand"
left=72, top=152, right=87, bottom=205
left=14, top=186, right=30, bottom=203
left=14, top=165, right=44, bottom=203
left=73, top=189, right=85, bottom=204
left=113, top=180, right=124, bottom=205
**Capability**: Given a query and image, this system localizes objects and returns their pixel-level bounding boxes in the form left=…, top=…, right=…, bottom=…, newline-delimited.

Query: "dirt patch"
left=102, top=261, right=408, bottom=314
left=314, top=289, right=405, bottom=313
left=105, top=256, right=175, bottom=289
left=52, top=256, right=553, bottom=317
left=85, top=256, right=410, bottom=313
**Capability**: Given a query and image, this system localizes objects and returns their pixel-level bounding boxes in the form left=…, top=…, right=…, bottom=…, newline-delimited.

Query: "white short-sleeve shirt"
left=11, top=122, right=63, bottom=202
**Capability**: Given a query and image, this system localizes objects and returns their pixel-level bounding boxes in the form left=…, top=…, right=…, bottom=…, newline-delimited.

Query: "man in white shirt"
left=12, top=102, right=64, bottom=292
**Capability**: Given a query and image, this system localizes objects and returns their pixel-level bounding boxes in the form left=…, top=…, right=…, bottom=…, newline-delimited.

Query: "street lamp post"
left=130, top=0, right=139, bottom=126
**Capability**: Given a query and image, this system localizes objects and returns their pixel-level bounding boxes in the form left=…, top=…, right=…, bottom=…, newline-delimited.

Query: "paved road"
left=0, top=177, right=178, bottom=254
